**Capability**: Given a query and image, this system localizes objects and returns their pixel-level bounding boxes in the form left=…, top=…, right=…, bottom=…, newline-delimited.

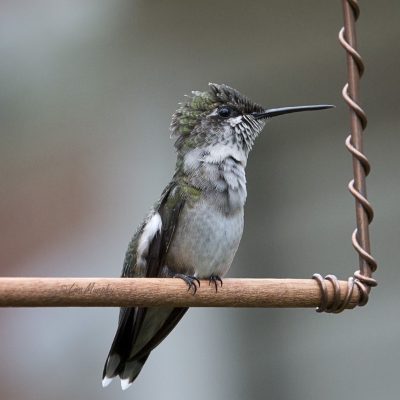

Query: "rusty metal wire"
left=312, top=0, right=377, bottom=313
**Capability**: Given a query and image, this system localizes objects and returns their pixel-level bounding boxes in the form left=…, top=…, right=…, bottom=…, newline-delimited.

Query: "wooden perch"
left=0, top=277, right=360, bottom=308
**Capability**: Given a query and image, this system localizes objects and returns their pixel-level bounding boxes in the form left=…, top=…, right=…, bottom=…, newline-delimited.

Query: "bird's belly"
left=165, top=201, right=244, bottom=278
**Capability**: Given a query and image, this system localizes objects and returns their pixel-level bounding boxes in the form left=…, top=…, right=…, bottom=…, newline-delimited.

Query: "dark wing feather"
left=132, top=307, right=188, bottom=361
left=103, top=181, right=186, bottom=384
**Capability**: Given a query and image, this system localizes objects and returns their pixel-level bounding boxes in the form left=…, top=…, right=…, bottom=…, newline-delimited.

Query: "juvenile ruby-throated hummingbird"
left=102, top=83, right=333, bottom=390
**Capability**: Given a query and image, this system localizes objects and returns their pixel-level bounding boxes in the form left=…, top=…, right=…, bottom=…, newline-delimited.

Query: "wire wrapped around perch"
left=312, top=0, right=377, bottom=313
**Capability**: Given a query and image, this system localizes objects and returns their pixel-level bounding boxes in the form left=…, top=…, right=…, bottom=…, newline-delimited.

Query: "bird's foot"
left=208, top=275, right=223, bottom=293
left=174, top=274, right=200, bottom=295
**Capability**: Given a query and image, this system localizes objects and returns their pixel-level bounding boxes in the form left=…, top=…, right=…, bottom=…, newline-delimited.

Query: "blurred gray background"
left=0, top=1, right=398, bottom=399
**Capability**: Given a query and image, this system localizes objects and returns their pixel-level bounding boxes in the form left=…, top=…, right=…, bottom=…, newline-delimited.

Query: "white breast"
left=166, top=199, right=244, bottom=278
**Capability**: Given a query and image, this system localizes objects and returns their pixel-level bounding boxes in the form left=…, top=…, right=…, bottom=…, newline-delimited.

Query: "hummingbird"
left=102, top=83, right=333, bottom=390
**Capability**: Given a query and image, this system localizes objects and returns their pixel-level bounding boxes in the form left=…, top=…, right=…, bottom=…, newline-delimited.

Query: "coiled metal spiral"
left=313, top=0, right=377, bottom=313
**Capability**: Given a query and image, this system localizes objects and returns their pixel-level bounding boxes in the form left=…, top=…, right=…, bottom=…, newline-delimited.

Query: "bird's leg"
left=174, top=274, right=200, bottom=295
left=208, top=275, right=223, bottom=293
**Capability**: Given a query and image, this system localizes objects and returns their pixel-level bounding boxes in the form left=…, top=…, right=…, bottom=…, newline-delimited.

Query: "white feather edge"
left=102, top=376, right=134, bottom=391
left=121, top=378, right=133, bottom=390
left=102, top=377, right=113, bottom=388
left=137, top=212, right=162, bottom=266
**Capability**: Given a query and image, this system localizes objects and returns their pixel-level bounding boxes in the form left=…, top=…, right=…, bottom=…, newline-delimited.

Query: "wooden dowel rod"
left=0, top=277, right=360, bottom=308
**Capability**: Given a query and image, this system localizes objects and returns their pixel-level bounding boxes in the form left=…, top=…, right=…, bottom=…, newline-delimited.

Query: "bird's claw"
left=174, top=274, right=200, bottom=295
left=208, top=275, right=223, bottom=293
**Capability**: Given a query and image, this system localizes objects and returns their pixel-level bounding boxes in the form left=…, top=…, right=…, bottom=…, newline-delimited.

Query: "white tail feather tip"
left=121, top=379, right=133, bottom=391
left=102, top=377, right=113, bottom=388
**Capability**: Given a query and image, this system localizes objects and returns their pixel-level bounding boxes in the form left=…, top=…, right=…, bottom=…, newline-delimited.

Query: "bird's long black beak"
left=252, top=104, right=334, bottom=120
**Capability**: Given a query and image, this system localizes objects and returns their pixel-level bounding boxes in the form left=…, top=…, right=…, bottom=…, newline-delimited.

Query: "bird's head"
left=170, top=82, right=333, bottom=159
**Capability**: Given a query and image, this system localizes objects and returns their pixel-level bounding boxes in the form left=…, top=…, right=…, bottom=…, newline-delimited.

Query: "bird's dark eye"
left=218, top=106, right=233, bottom=118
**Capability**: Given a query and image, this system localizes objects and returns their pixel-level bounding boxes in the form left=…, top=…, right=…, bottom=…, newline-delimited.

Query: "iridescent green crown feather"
left=170, top=90, right=215, bottom=136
